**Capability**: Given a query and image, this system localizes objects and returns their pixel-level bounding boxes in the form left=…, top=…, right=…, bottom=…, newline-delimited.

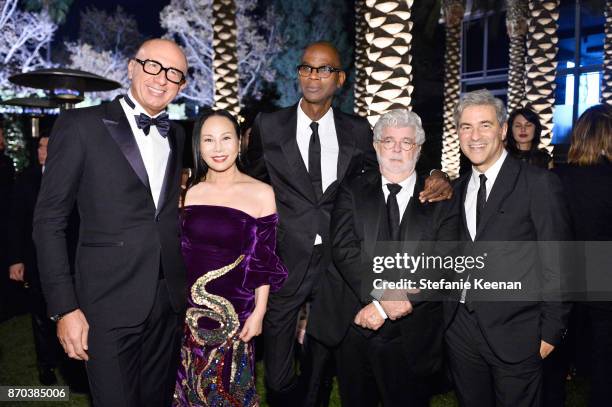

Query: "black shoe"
left=38, top=368, right=57, bottom=386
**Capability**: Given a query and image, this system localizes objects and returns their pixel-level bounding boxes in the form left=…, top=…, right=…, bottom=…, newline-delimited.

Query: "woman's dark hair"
left=506, top=107, right=543, bottom=154
left=568, top=103, right=612, bottom=166
left=186, top=108, right=242, bottom=192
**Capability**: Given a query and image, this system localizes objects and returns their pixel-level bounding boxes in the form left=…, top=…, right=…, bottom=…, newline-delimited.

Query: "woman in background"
left=174, top=110, right=287, bottom=407
left=554, top=104, right=612, bottom=407
left=507, top=107, right=552, bottom=169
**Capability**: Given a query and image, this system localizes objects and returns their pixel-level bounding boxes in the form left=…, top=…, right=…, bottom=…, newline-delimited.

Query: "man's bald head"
left=135, top=39, right=188, bottom=72
left=301, top=42, right=342, bottom=68
left=128, top=38, right=188, bottom=116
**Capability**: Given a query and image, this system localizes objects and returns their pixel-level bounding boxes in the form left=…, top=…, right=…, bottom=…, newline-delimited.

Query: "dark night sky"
left=54, top=0, right=169, bottom=44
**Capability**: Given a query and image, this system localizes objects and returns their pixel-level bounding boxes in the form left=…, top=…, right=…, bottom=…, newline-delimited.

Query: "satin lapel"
left=475, top=156, right=520, bottom=240
left=458, top=175, right=471, bottom=241
left=334, top=110, right=356, bottom=188
left=362, top=174, right=386, bottom=257
left=400, top=177, right=425, bottom=241
left=156, top=128, right=177, bottom=216
left=319, top=111, right=356, bottom=203
left=278, top=106, right=317, bottom=203
left=103, top=99, right=150, bottom=191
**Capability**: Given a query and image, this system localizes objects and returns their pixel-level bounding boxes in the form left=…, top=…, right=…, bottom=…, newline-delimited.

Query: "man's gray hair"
left=373, top=109, right=426, bottom=145
left=453, top=89, right=507, bottom=127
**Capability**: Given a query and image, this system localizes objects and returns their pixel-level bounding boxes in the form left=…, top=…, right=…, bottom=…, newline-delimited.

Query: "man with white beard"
left=326, top=109, right=458, bottom=406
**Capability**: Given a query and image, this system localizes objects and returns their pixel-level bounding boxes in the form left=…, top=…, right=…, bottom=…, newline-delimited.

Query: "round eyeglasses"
left=378, top=138, right=420, bottom=151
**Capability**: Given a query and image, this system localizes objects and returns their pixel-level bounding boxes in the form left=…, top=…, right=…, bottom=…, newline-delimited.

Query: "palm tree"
left=505, top=0, right=529, bottom=112
left=603, top=0, right=612, bottom=104
left=440, top=0, right=464, bottom=179
left=364, top=0, right=415, bottom=126
left=525, top=0, right=560, bottom=153
left=354, top=0, right=369, bottom=116
left=212, top=0, right=240, bottom=116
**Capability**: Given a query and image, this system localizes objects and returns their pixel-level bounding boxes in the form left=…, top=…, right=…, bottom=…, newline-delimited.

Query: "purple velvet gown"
left=173, top=205, right=287, bottom=407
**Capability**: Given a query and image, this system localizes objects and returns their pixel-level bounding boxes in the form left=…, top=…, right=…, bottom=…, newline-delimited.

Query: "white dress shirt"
left=373, top=171, right=417, bottom=319
left=382, top=172, right=417, bottom=222
left=296, top=100, right=339, bottom=245
left=464, top=149, right=508, bottom=241
left=119, top=91, right=170, bottom=209
left=460, top=149, right=507, bottom=304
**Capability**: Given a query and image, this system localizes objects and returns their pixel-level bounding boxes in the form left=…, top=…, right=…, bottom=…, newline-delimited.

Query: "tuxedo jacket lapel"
left=399, top=177, right=427, bottom=241
left=103, top=99, right=151, bottom=192
left=156, top=128, right=177, bottom=216
left=278, top=105, right=317, bottom=203
left=334, top=110, right=356, bottom=189
left=361, top=174, right=387, bottom=257
left=457, top=175, right=472, bottom=241
left=318, top=110, right=357, bottom=203
left=475, top=156, right=520, bottom=239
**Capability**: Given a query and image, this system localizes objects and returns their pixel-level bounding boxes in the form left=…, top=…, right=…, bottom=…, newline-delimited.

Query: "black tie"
left=476, top=174, right=487, bottom=229
left=309, top=122, right=322, bottom=199
left=386, top=183, right=402, bottom=241
left=135, top=112, right=170, bottom=138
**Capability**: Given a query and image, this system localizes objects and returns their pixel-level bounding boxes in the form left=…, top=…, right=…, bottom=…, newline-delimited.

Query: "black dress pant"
left=446, top=304, right=542, bottom=407
left=335, top=325, right=431, bottom=407
left=85, top=278, right=182, bottom=407
left=263, top=245, right=332, bottom=406
left=587, top=306, right=612, bottom=407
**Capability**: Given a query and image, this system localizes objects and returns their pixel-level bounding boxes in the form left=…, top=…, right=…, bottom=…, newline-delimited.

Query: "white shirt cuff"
left=372, top=300, right=388, bottom=320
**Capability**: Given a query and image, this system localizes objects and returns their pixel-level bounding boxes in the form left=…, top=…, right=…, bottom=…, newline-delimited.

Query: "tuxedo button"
left=155, top=215, right=160, bottom=222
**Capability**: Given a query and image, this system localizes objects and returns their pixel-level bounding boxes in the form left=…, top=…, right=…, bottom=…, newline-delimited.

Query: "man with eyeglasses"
left=246, top=42, right=452, bottom=406
left=33, top=38, right=188, bottom=407
left=329, top=108, right=458, bottom=407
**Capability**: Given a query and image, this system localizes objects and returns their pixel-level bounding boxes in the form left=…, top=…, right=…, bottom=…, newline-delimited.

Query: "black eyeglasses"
left=297, top=64, right=342, bottom=79
left=133, top=58, right=186, bottom=85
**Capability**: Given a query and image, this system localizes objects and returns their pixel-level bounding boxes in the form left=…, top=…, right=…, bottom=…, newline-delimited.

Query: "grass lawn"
left=1, top=314, right=588, bottom=406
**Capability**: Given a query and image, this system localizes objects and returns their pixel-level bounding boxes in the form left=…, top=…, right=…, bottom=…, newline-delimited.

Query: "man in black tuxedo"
left=329, top=109, right=458, bottom=406
left=33, top=39, right=188, bottom=407
left=444, top=89, right=571, bottom=407
left=246, top=42, right=452, bottom=405
left=8, top=135, right=62, bottom=385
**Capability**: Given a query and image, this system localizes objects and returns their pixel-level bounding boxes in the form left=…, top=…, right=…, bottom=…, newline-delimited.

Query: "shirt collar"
left=297, top=98, right=334, bottom=128
left=382, top=171, right=417, bottom=196
left=471, top=148, right=508, bottom=185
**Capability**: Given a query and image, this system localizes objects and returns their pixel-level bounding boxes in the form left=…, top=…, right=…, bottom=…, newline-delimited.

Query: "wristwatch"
left=50, top=309, right=74, bottom=322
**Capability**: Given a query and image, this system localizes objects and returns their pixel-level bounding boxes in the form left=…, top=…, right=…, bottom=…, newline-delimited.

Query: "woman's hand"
left=239, top=309, right=265, bottom=342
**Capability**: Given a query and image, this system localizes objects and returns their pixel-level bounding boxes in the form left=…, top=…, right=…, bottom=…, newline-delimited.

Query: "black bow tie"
left=135, top=112, right=170, bottom=138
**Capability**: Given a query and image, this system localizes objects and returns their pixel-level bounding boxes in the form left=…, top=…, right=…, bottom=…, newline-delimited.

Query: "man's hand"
left=380, top=299, right=413, bottom=320
left=8, top=263, right=25, bottom=282
left=419, top=170, right=453, bottom=203
left=57, top=309, right=89, bottom=361
left=354, top=303, right=384, bottom=331
left=540, top=340, right=555, bottom=359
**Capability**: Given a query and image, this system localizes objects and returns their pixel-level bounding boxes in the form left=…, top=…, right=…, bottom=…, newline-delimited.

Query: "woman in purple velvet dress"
left=173, top=110, right=287, bottom=406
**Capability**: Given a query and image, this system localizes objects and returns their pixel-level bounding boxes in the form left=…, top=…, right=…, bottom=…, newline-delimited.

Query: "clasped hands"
left=354, top=294, right=413, bottom=331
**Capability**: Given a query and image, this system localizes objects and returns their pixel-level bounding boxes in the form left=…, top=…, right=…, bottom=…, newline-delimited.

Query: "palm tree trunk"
left=603, top=0, right=612, bottom=104
left=525, top=0, right=560, bottom=153
left=364, top=0, right=415, bottom=126
left=506, top=0, right=529, bottom=113
left=212, top=0, right=240, bottom=115
left=354, top=0, right=369, bottom=116
left=440, top=0, right=464, bottom=180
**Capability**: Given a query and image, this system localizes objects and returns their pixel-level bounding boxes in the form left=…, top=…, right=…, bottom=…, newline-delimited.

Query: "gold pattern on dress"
left=185, top=255, right=244, bottom=347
